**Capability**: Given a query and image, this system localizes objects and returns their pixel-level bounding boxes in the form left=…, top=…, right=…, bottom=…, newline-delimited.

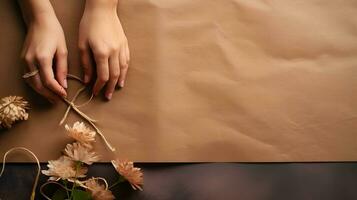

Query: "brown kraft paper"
left=0, top=0, right=357, bottom=162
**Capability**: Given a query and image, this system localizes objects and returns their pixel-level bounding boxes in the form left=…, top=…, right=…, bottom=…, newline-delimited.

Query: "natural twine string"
left=40, top=177, right=109, bottom=200
left=40, top=181, right=71, bottom=200
left=0, top=74, right=115, bottom=200
left=59, top=74, right=116, bottom=152
left=0, top=147, right=41, bottom=200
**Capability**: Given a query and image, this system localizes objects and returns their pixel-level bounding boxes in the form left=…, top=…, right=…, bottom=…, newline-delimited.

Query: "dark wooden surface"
left=1, top=163, right=357, bottom=200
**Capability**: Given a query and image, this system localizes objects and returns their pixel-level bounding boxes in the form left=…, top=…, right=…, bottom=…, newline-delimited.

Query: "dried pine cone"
left=0, top=96, right=29, bottom=129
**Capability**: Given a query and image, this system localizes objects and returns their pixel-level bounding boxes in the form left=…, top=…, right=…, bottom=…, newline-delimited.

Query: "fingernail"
left=120, top=80, right=125, bottom=88
left=61, top=88, right=67, bottom=97
left=84, top=75, right=89, bottom=84
left=63, top=78, right=68, bottom=89
left=107, top=93, right=113, bottom=100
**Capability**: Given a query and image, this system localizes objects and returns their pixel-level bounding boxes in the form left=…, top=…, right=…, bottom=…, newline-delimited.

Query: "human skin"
left=18, top=0, right=68, bottom=103
left=79, top=0, right=130, bottom=100
left=18, top=0, right=129, bottom=102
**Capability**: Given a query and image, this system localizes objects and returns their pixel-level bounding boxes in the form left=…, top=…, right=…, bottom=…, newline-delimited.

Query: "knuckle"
left=57, top=49, right=68, bottom=57
left=78, top=44, right=86, bottom=51
left=110, top=44, right=120, bottom=52
left=95, top=52, right=107, bottom=59
left=23, top=54, right=33, bottom=63
left=111, top=72, right=120, bottom=79
left=35, top=52, right=51, bottom=63
left=99, top=75, right=109, bottom=83
left=94, top=46, right=110, bottom=58
left=121, top=63, right=129, bottom=70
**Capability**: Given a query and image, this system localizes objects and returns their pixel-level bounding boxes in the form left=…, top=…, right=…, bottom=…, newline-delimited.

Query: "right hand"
left=21, top=14, right=68, bottom=103
left=78, top=0, right=130, bottom=100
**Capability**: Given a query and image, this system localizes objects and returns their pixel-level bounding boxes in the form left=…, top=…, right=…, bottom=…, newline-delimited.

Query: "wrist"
left=84, top=0, right=118, bottom=14
left=18, top=0, right=57, bottom=25
left=31, top=11, right=57, bottom=25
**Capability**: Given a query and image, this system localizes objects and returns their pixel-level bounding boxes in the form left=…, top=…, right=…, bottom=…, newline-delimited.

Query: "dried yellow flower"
left=85, top=178, right=115, bottom=200
left=41, top=156, right=88, bottom=181
left=111, top=159, right=143, bottom=191
left=0, top=96, right=29, bottom=128
left=64, top=142, right=100, bottom=165
left=65, top=121, right=96, bottom=148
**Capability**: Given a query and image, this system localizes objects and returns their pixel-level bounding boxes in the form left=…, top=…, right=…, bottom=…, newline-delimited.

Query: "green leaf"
left=72, top=189, right=92, bottom=200
left=52, top=189, right=68, bottom=200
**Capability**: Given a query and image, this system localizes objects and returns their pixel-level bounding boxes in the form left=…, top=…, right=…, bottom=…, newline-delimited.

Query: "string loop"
left=0, top=147, right=41, bottom=200
left=60, top=74, right=116, bottom=152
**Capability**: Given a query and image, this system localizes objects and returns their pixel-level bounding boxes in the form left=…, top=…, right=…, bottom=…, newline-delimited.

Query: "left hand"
left=79, top=0, right=130, bottom=100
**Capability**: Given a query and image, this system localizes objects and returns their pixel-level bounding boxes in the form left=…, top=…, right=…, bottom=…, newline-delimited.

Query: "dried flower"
left=85, top=178, right=115, bottom=200
left=64, top=142, right=100, bottom=165
left=41, top=156, right=88, bottom=181
left=65, top=121, right=96, bottom=148
left=0, top=96, right=29, bottom=128
left=111, top=159, right=143, bottom=190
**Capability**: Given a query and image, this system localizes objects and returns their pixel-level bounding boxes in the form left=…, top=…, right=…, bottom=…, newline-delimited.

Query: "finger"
left=118, top=46, right=129, bottom=88
left=55, top=48, right=68, bottom=89
left=23, top=53, right=36, bottom=72
left=106, top=54, right=120, bottom=100
left=93, top=52, right=109, bottom=96
left=23, top=55, right=58, bottom=103
left=27, top=73, right=59, bottom=103
left=36, top=54, right=67, bottom=97
left=125, top=42, right=130, bottom=63
left=79, top=46, right=94, bottom=84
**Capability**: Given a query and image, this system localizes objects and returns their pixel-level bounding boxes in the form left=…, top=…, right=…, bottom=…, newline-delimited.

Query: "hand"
left=79, top=0, right=130, bottom=100
left=21, top=12, right=68, bottom=103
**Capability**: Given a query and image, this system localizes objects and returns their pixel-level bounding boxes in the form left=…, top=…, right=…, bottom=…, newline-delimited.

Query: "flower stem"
left=109, top=176, right=126, bottom=189
left=63, top=180, right=70, bottom=199
left=69, top=162, right=82, bottom=199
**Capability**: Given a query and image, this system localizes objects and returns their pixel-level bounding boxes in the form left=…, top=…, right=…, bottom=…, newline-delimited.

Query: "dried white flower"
left=0, top=96, right=29, bottom=128
left=41, top=156, right=88, bottom=181
left=65, top=121, right=96, bottom=148
left=64, top=142, right=100, bottom=165
left=85, top=178, right=115, bottom=200
left=111, top=159, right=143, bottom=190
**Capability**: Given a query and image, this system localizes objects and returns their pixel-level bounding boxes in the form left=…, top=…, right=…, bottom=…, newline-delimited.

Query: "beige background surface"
left=0, top=0, right=357, bottom=162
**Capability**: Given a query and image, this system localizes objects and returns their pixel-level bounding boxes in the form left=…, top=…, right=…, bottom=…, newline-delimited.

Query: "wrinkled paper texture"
left=0, top=0, right=357, bottom=162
